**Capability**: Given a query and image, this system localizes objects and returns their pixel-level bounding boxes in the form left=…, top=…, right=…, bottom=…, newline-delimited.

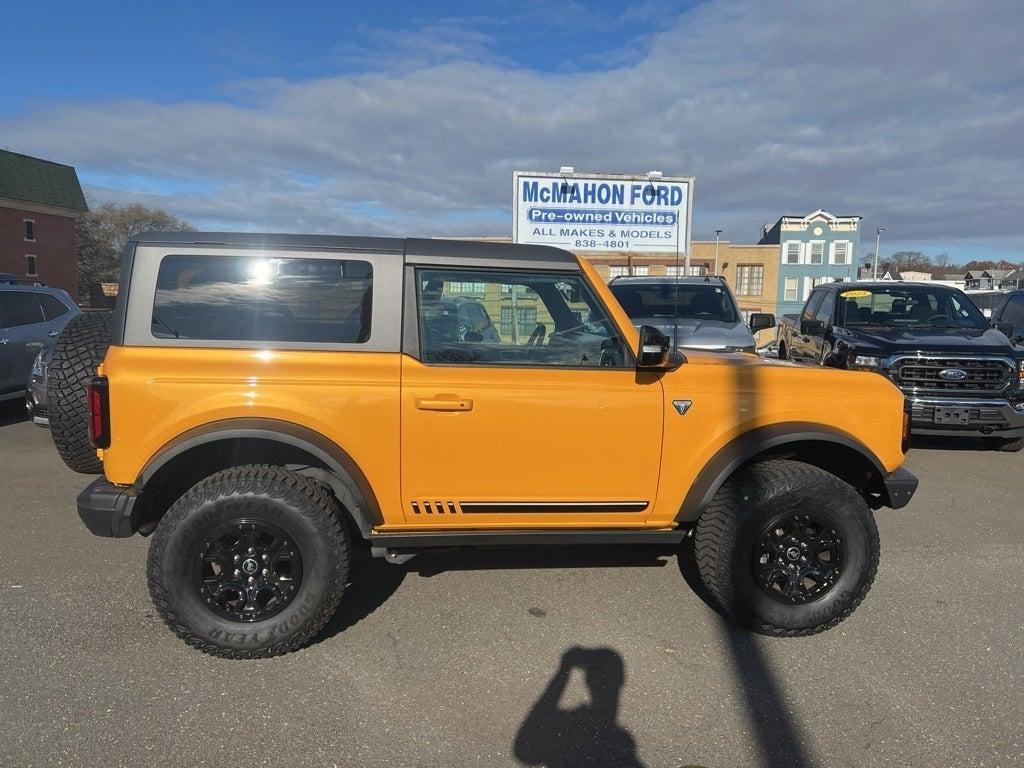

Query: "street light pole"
left=872, top=227, right=885, bottom=280
left=714, top=229, right=722, bottom=275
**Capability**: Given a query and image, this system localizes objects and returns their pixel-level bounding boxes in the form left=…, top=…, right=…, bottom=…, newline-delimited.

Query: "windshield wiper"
left=152, top=314, right=180, bottom=339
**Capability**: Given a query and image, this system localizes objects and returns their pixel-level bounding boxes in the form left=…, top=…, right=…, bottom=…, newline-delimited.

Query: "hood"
left=632, top=317, right=754, bottom=351
left=837, top=325, right=1018, bottom=356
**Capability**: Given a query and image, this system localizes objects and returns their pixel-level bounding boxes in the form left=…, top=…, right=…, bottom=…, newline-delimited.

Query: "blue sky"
left=4, top=1, right=692, bottom=107
left=3, top=0, right=1023, bottom=264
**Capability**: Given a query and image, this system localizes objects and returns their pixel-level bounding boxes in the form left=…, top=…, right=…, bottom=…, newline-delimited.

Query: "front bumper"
left=880, top=468, right=918, bottom=509
left=908, top=397, right=1024, bottom=437
left=77, top=477, right=141, bottom=537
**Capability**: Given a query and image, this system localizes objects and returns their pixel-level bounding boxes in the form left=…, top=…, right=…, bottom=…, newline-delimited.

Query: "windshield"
left=610, top=283, right=738, bottom=323
left=838, top=286, right=989, bottom=329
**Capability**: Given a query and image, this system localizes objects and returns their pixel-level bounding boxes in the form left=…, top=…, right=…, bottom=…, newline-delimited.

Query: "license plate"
left=933, top=407, right=971, bottom=425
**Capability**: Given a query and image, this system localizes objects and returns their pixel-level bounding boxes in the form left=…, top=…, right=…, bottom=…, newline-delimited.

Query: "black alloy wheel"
left=754, top=513, right=842, bottom=604
left=197, top=520, right=303, bottom=622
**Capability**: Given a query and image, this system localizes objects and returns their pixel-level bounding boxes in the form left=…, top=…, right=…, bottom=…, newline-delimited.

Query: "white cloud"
left=3, top=0, right=1023, bottom=256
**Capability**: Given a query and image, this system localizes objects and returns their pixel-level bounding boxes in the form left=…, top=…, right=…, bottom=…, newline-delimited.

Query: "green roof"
left=0, top=149, right=88, bottom=212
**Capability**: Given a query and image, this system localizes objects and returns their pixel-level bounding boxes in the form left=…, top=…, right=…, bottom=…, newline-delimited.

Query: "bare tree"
left=77, top=201, right=193, bottom=305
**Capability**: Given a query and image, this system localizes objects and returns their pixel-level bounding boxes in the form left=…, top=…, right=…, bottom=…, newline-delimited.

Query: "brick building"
left=0, top=150, right=88, bottom=299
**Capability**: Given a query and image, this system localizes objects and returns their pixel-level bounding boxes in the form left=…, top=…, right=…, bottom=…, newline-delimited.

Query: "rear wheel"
left=147, top=465, right=349, bottom=658
left=48, top=312, right=111, bottom=473
left=695, top=459, right=879, bottom=636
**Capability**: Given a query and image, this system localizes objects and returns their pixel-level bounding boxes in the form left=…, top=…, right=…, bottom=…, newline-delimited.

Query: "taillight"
left=86, top=376, right=110, bottom=449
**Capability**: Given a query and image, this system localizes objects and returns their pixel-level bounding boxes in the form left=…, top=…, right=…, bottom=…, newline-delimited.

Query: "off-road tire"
left=695, top=459, right=879, bottom=636
left=988, top=436, right=1024, bottom=452
left=48, top=312, right=112, bottom=474
left=148, top=465, right=350, bottom=659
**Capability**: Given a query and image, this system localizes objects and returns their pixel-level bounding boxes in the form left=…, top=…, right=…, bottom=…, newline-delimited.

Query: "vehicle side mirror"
left=637, top=325, right=676, bottom=370
left=800, top=318, right=825, bottom=336
left=994, top=321, right=1014, bottom=338
left=749, top=313, right=776, bottom=333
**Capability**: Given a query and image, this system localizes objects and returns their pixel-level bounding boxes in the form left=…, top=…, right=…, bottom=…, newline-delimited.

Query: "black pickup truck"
left=777, top=281, right=1024, bottom=450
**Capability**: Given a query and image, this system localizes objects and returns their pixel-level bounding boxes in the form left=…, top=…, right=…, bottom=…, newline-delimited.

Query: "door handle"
left=415, top=397, right=473, bottom=412
left=48, top=329, right=60, bottom=337
left=0, top=339, right=8, bottom=345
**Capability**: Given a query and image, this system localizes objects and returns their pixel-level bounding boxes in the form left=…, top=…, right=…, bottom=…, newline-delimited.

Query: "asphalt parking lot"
left=0, top=402, right=1021, bottom=768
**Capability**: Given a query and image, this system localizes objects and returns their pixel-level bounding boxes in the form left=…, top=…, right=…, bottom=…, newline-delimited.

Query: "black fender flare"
left=675, top=422, right=887, bottom=522
left=138, top=418, right=383, bottom=537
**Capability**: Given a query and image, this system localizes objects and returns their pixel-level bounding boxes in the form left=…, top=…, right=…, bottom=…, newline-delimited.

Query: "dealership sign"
left=513, top=171, right=693, bottom=254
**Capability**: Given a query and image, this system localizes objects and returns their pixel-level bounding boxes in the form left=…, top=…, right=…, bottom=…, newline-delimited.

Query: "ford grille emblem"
left=938, top=368, right=968, bottom=381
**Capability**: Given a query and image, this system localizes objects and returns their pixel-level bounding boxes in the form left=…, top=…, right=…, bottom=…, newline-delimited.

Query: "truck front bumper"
left=908, top=397, right=1024, bottom=438
left=77, top=477, right=141, bottom=538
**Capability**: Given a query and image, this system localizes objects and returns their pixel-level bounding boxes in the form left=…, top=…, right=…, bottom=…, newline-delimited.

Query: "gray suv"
left=608, top=275, right=773, bottom=354
left=0, top=280, right=79, bottom=407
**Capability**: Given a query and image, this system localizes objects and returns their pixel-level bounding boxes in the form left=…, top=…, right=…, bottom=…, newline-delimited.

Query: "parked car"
left=991, top=290, right=1024, bottom=344
left=608, top=275, right=774, bottom=354
left=25, top=347, right=52, bottom=425
left=0, top=280, right=79, bottom=404
left=59, top=232, right=915, bottom=658
left=777, top=281, right=1024, bottom=450
left=757, top=339, right=780, bottom=358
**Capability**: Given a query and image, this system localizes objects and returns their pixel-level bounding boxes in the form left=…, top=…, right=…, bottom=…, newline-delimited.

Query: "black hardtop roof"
left=127, top=231, right=578, bottom=267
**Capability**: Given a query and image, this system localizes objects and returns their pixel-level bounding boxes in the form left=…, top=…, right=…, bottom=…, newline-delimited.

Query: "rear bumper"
left=908, top=397, right=1024, bottom=437
left=77, top=477, right=141, bottom=538
left=880, top=468, right=918, bottom=509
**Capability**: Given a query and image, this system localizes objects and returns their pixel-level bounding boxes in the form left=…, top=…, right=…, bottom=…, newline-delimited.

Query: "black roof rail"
left=0, top=277, right=47, bottom=286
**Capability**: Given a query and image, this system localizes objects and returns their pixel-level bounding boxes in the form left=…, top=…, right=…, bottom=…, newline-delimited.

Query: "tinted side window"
left=1, top=291, right=45, bottom=328
left=815, top=291, right=836, bottom=324
left=40, top=293, right=70, bottom=321
left=802, top=291, right=824, bottom=321
left=152, top=255, right=372, bottom=343
left=416, top=269, right=628, bottom=368
left=1001, top=294, right=1024, bottom=327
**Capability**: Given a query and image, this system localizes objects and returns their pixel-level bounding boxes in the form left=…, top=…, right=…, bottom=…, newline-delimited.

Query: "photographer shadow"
left=514, top=646, right=645, bottom=768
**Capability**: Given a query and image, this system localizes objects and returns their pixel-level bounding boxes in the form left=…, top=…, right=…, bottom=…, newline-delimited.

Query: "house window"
left=608, top=266, right=630, bottom=278
left=809, top=242, right=824, bottom=265
left=24, top=219, right=35, bottom=242
left=663, top=265, right=707, bottom=277
left=812, top=276, right=829, bottom=288
left=631, top=266, right=650, bottom=276
left=784, top=242, right=801, bottom=264
left=25, top=255, right=38, bottom=277
left=500, top=306, right=537, bottom=336
left=735, top=265, right=764, bottom=296
left=832, top=241, right=850, bottom=264
left=784, top=277, right=798, bottom=301
left=446, top=281, right=485, bottom=295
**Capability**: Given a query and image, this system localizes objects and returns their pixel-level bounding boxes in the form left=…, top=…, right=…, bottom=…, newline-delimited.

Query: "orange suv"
left=52, top=232, right=917, bottom=658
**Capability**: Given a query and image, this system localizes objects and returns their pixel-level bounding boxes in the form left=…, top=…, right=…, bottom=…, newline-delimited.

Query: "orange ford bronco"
left=54, top=233, right=917, bottom=657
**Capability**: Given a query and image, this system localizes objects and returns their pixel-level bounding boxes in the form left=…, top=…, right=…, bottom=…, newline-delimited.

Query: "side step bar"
left=369, top=528, right=687, bottom=562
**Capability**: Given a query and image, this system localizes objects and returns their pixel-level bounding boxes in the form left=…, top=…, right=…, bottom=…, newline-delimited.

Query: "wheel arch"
left=134, top=418, right=382, bottom=538
left=676, top=423, right=890, bottom=522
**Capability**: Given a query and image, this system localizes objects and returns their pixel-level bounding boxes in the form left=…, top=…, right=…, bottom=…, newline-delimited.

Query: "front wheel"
left=987, top=436, right=1024, bottom=452
left=695, top=459, right=879, bottom=636
left=147, top=465, right=349, bottom=658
